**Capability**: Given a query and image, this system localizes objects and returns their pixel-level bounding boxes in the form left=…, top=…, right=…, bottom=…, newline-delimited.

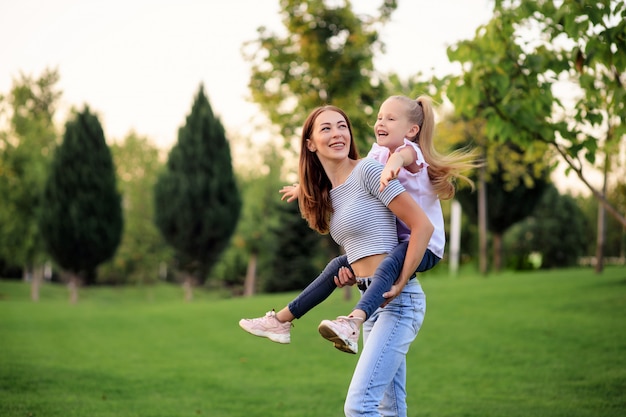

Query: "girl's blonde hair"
left=389, top=95, right=478, bottom=200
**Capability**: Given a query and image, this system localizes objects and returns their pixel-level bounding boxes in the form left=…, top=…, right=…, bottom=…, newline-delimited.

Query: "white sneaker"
left=318, top=316, right=362, bottom=354
left=239, top=310, right=292, bottom=344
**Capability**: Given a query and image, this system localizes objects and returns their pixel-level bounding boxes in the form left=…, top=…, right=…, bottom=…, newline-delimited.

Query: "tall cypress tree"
left=154, top=85, right=241, bottom=298
left=39, top=106, right=122, bottom=300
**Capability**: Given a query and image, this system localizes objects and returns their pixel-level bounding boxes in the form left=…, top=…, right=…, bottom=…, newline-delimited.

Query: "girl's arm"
left=279, top=183, right=300, bottom=202
left=379, top=146, right=419, bottom=191
left=385, top=192, right=434, bottom=297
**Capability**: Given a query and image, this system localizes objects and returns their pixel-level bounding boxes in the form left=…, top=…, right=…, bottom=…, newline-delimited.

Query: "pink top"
left=367, top=139, right=445, bottom=258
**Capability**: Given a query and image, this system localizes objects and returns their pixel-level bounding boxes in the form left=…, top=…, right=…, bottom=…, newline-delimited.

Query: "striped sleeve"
left=358, top=158, right=405, bottom=206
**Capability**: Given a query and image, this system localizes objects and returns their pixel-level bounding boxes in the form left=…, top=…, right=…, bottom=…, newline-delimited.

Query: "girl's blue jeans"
left=344, top=280, right=426, bottom=417
left=288, top=241, right=439, bottom=319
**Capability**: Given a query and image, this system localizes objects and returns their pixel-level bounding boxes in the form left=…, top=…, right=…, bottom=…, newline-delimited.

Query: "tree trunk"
left=595, top=200, right=606, bottom=273
left=182, top=274, right=194, bottom=302
left=493, top=233, right=503, bottom=272
left=449, top=200, right=462, bottom=276
left=243, top=251, right=258, bottom=297
left=67, top=272, right=80, bottom=304
left=595, top=156, right=609, bottom=274
left=478, top=161, right=489, bottom=275
left=30, top=264, right=43, bottom=302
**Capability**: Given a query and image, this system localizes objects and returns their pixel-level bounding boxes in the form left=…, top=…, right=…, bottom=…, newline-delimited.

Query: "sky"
left=1, top=0, right=494, bottom=150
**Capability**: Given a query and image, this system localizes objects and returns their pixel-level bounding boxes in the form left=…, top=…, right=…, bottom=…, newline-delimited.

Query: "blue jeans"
left=288, top=254, right=349, bottom=318
left=354, top=243, right=439, bottom=318
left=345, top=280, right=426, bottom=417
left=288, top=242, right=439, bottom=319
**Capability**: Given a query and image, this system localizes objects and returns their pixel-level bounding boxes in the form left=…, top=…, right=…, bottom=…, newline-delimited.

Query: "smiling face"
left=374, top=97, right=419, bottom=152
left=306, top=110, right=353, bottom=162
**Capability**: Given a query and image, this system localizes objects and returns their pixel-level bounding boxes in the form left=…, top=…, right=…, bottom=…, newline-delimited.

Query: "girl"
left=240, top=95, right=476, bottom=354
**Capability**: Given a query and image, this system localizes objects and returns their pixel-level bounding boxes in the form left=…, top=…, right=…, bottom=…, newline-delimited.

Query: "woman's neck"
left=323, top=158, right=359, bottom=189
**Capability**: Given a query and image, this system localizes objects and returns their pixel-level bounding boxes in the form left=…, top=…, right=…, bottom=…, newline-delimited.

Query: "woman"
left=297, top=105, right=432, bottom=416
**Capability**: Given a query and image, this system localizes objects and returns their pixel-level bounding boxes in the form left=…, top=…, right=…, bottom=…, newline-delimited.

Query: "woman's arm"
left=385, top=192, right=434, bottom=297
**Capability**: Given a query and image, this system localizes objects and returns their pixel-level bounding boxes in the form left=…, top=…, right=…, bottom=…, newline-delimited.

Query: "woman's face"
left=374, top=98, right=418, bottom=151
left=306, top=110, right=352, bottom=162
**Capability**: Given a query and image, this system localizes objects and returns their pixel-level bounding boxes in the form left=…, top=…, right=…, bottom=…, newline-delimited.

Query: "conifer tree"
left=266, top=199, right=323, bottom=293
left=154, top=85, right=241, bottom=299
left=39, top=106, right=122, bottom=302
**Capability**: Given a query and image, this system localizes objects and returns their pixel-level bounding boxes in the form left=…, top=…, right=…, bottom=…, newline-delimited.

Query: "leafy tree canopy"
left=445, top=0, right=626, bottom=226
left=0, top=69, right=60, bottom=270
left=245, top=0, right=399, bottom=154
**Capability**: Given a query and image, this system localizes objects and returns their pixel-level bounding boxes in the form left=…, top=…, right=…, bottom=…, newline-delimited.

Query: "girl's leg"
left=240, top=255, right=350, bottom=343
left=317, top=246, right=437, bottom=352
left=354, top=245, right=440, bottom=320
left=353, top=242, right=408, bottom=319
left=344, top=289, right=426, bottom=417
left=286, top=254, right=350, bottom=319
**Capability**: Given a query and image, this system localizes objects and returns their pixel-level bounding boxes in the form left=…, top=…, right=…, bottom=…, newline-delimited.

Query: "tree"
left=210, top=147, right=285, bottom=296
left=39, top=106, right=123, bottom=303
left=99, top=132, right=174, bottom=284
left=244, top=0, right=398, bottom=155
left=456, top=141, right=551, bottom=272
left=445, top=0, right=626, bottom=229
left=432, top=108, right=552, bottom=273
left=266, top=195, right=327, bottom=293
left=576, top=182, right=626, bottom=264
left=232, top=148, right=284, bottom=296
left=0, top=69, right=60, bottom=299
left=505, top=185, right=589, bottom=269
left=154, top=85, right=241, bottom=301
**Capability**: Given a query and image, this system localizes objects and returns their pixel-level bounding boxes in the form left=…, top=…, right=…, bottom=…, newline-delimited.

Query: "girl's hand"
left=279, top=183, right=300, bottom=202
left=379, top=166, right=401, bottom=192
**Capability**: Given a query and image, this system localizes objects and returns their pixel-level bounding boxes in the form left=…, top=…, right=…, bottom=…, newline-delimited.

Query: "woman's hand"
left=380, top=282, right=404, bottom=307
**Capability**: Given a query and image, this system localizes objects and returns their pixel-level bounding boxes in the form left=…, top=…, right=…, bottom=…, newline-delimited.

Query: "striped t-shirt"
left=329, top=158, right=405, bottom=264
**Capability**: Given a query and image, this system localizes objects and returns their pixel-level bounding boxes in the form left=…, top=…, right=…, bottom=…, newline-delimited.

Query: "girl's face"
left=306, top=110, right=352, bottom=162
left=374, top=98, right=419, bottom=152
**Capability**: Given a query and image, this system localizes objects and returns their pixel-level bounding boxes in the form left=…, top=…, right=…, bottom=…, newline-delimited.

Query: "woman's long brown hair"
left=298, top=105, right=359, bottom=234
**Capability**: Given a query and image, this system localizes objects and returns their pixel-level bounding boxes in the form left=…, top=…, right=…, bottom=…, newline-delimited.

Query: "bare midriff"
left=350, top=253, right=388, bottom=278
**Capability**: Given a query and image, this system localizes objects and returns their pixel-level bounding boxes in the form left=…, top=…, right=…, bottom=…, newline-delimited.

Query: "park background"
left=1, top=0, right=625, bottom=416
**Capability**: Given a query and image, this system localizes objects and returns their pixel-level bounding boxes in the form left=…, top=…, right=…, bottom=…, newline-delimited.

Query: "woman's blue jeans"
left=344, top=280, right=426, bottom=417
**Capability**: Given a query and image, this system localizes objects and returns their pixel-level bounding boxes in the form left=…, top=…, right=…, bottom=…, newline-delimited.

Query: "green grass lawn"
left=1, top=267, right=624, bottom=417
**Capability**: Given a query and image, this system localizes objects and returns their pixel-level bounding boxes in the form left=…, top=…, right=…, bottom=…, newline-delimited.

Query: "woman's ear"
left=408, top=124, right=420, bottom=138
left=306, top=139, right=316, bottom=152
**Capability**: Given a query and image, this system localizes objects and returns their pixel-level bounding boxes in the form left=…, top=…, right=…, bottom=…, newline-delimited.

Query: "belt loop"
left=357, top=278, right=371, bottom=292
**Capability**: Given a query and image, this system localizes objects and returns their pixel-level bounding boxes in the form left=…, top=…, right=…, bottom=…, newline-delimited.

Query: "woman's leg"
left=344, top=286, right=426, bottom=417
